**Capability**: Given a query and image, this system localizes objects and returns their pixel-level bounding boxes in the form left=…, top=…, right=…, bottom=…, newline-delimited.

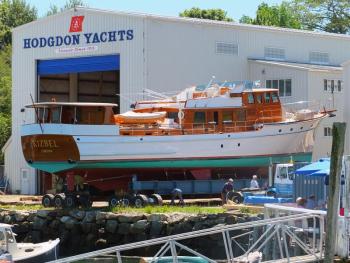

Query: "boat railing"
left=282, top=100, right=327, bottom=115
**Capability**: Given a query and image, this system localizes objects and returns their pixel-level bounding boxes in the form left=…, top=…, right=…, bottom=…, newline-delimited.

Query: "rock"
left=95, top=238, right=107, bottom=249
left=3, top=215, right=12, bottom=224
left=69, top=210, right=86, bottom=220
left=225, top=215, right=237, bottom=225
left=27, top=213, right=36, bottom=222
left=15, top=212, right=29, bottom=222
left=36, top=210, right=50, bottom=219
left=33, top=217, right=46, bottom=230
left=214, top=217, right=226, bottom=225
left=95, top=212, right=107, bottom=221
left=12, top=222, right=30, bottom=234
left=83, top=211, right=96, bottom=223
left=117, top=214, right=135, bottom=223
left=105, top=220, right=118, bottom=233
left=147, top=213, right=168, bottom=222
left=60, top=216, right=77, bottom=229
left=117, top=223, right=130, bottom=235
left=49, top=219, right=60, bottom=229
left=31, top=230, right=41, bottom=243
left=105, top=213, right=118, bottom=220
left=150, top=221, right=165, bottom=236
left=236, top=217, right=246, bottom=224
left=130, top=219, right=149, bottom=234
left=81, top=222, right=93, bottom=234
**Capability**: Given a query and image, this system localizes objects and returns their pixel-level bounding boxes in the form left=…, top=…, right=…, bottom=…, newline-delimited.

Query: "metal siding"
left=7, top=8, right=350, bottom=193
left=294, top=174, right=327, bottom=204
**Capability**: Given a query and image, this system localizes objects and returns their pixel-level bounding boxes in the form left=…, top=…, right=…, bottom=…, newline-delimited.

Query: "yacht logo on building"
left=69, top=16, right=84, bottom=32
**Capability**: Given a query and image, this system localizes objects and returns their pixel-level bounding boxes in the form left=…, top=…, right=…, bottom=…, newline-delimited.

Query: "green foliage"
left=179, top=7, right=233, bottom=22
left=46, top=0, right=87, bottom=16
left=292, top=0, right=350, bottom=33
left=240, top=2, right=302, bottom=29
left=0, top=114, right=11, bottom=164
left=0, top=0, right=37, bottom=47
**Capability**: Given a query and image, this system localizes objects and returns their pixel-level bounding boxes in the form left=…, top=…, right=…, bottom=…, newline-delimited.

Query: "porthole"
left=238, top=143, right=241, bottom=147
left=290, top=128, right=293, bottom=131
left=228, top=134, right=231, bottom=138
left=140, top=138, right=143, bottom=141
left=278, top=129, right=282, bottom=133
left=77, top=138, right=80, bottom=141
left=221, top=144, right=223, bottom=148
left=300, top=127, right=303, bottom=130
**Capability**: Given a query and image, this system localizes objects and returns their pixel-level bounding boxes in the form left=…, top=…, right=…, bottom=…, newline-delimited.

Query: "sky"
left=26, top=0, right=284, bottom=20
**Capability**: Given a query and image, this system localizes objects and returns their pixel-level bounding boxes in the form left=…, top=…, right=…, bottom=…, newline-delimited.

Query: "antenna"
left=30, top=94, right=43, bottom=134
left=206, top=76, right=216, bottom=89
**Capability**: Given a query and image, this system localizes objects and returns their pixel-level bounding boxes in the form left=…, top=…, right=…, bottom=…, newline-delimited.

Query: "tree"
left=179, top=7, right=233, bottom=22
left=240, top=2, right=302, bottom=29
left=291, top=0, right=350, bottom=34
left=46, top=0, right=87, bottom=16
left=0, top=113, right=11, bottom=164
left=0, top=0, right=37, bottom=47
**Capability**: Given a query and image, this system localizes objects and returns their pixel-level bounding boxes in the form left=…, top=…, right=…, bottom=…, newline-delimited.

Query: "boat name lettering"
left=31, top=139, right=59, bottom=149
left=23, top=29, right=134, bottom=49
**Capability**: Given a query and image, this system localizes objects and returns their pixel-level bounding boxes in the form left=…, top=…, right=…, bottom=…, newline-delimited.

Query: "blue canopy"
left=295, top=158, right=330, bottom=175
left=310, top=169, right=329, bottom=176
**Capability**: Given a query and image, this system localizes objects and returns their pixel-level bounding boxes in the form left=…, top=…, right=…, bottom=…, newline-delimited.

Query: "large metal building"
left=3, top=7, right=349, bottom=194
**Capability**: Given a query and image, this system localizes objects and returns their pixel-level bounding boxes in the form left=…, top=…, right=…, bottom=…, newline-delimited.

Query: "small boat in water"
left=0, top=223, right=59, bottom=262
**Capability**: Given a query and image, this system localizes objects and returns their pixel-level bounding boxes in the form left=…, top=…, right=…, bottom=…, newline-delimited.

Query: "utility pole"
left=324, top=122, right=346, bottom=263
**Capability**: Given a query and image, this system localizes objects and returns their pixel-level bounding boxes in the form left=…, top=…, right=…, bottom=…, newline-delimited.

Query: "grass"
left=0, top=204, right=46, bottom=211
left=0, top=204, right=226, bottom=214
left=109, top=205, right=226, bottom=214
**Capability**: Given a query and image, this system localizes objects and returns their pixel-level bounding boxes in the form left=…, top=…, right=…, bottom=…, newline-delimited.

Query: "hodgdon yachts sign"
left=23, top=15, right=134, bottom=50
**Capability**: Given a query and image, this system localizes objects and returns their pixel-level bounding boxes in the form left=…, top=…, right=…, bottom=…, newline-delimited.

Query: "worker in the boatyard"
left=250, top=175, right=260, bottom=189
left=170, top=188, right=184, bottom=206
left=296, top=197, right=307, bottom=208
left=221, top=178, right=234, bottom=205
left=74, top=172, right=88, bottom=192
left=306, top=195, right=316, bottom=209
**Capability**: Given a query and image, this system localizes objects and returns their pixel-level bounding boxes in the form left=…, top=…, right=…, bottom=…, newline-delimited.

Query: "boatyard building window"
left=256, top=94, right=262, bottom=103
left=324, top=127, right=332, bottom=137
left=323, top=79, right=343, bottom=92
left=266, top=79, right=292, bottom=97
left=194, top=112, right=206, bottom=124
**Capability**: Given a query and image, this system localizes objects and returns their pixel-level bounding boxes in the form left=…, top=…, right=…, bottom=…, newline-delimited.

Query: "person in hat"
left=221, top=178, right=234, bottom=205
left=250, top=175, right=260, bottom=189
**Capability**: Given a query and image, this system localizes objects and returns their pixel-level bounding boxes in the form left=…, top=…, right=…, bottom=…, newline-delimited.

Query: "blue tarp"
left=295, top=158, right=330, bottom=175
left=310, top=169, right=330, bottom=176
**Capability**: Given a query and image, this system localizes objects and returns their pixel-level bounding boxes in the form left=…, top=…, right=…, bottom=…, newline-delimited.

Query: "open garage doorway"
left=36, top=54, right=120, bottom=194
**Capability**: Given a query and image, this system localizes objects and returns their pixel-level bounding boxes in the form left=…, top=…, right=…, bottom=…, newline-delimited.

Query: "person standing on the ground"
left=250, top=175, right=260, bottom=189
left=170, top=188, right=184, bottom=206
left=221, top=178, right=234, bottom=205
left=306, top=195, right=316, bottom=209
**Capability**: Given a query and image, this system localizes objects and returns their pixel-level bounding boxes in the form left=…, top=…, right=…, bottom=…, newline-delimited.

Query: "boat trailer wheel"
left=53, top=194, right=66, bottom=208
left=65, top=194, right=77, bottom=209
left=149, top=194, right=163, bottom=206
left=42, top=194, right=54, bottom=208
left=134, top=194, right=148, bottom=208
left=108, top=195, right=119, bottom=208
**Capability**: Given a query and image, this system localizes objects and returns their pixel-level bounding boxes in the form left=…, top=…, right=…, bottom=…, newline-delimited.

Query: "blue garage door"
left=37, top=54, right=120, bottom=75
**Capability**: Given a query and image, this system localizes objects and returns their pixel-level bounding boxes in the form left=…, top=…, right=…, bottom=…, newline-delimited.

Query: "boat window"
left=288, top=166, right=295, bottom=180
left=194, top=111, right=206, bottom=124
left=50, top=107, right=61, bottom=123
left=5, top=230, right=14, bottom=243
left=234, top=109, right=246, bottom=122
left=167, top=112, right=178, bottom=120
left=279, top=167, right=288, bottom=179
left=256, top=94, right=262, bottom=104
left=61, top=106, right=76, bottom=124
left=222, top=111, right=233, bottom=123
left=248, top=93, right=254, bottom=104
left=264, top=92, right=271, bottom=103
left=76, top=107, right=105, bottom=125
left=271, top=92, right=279, bottom=103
